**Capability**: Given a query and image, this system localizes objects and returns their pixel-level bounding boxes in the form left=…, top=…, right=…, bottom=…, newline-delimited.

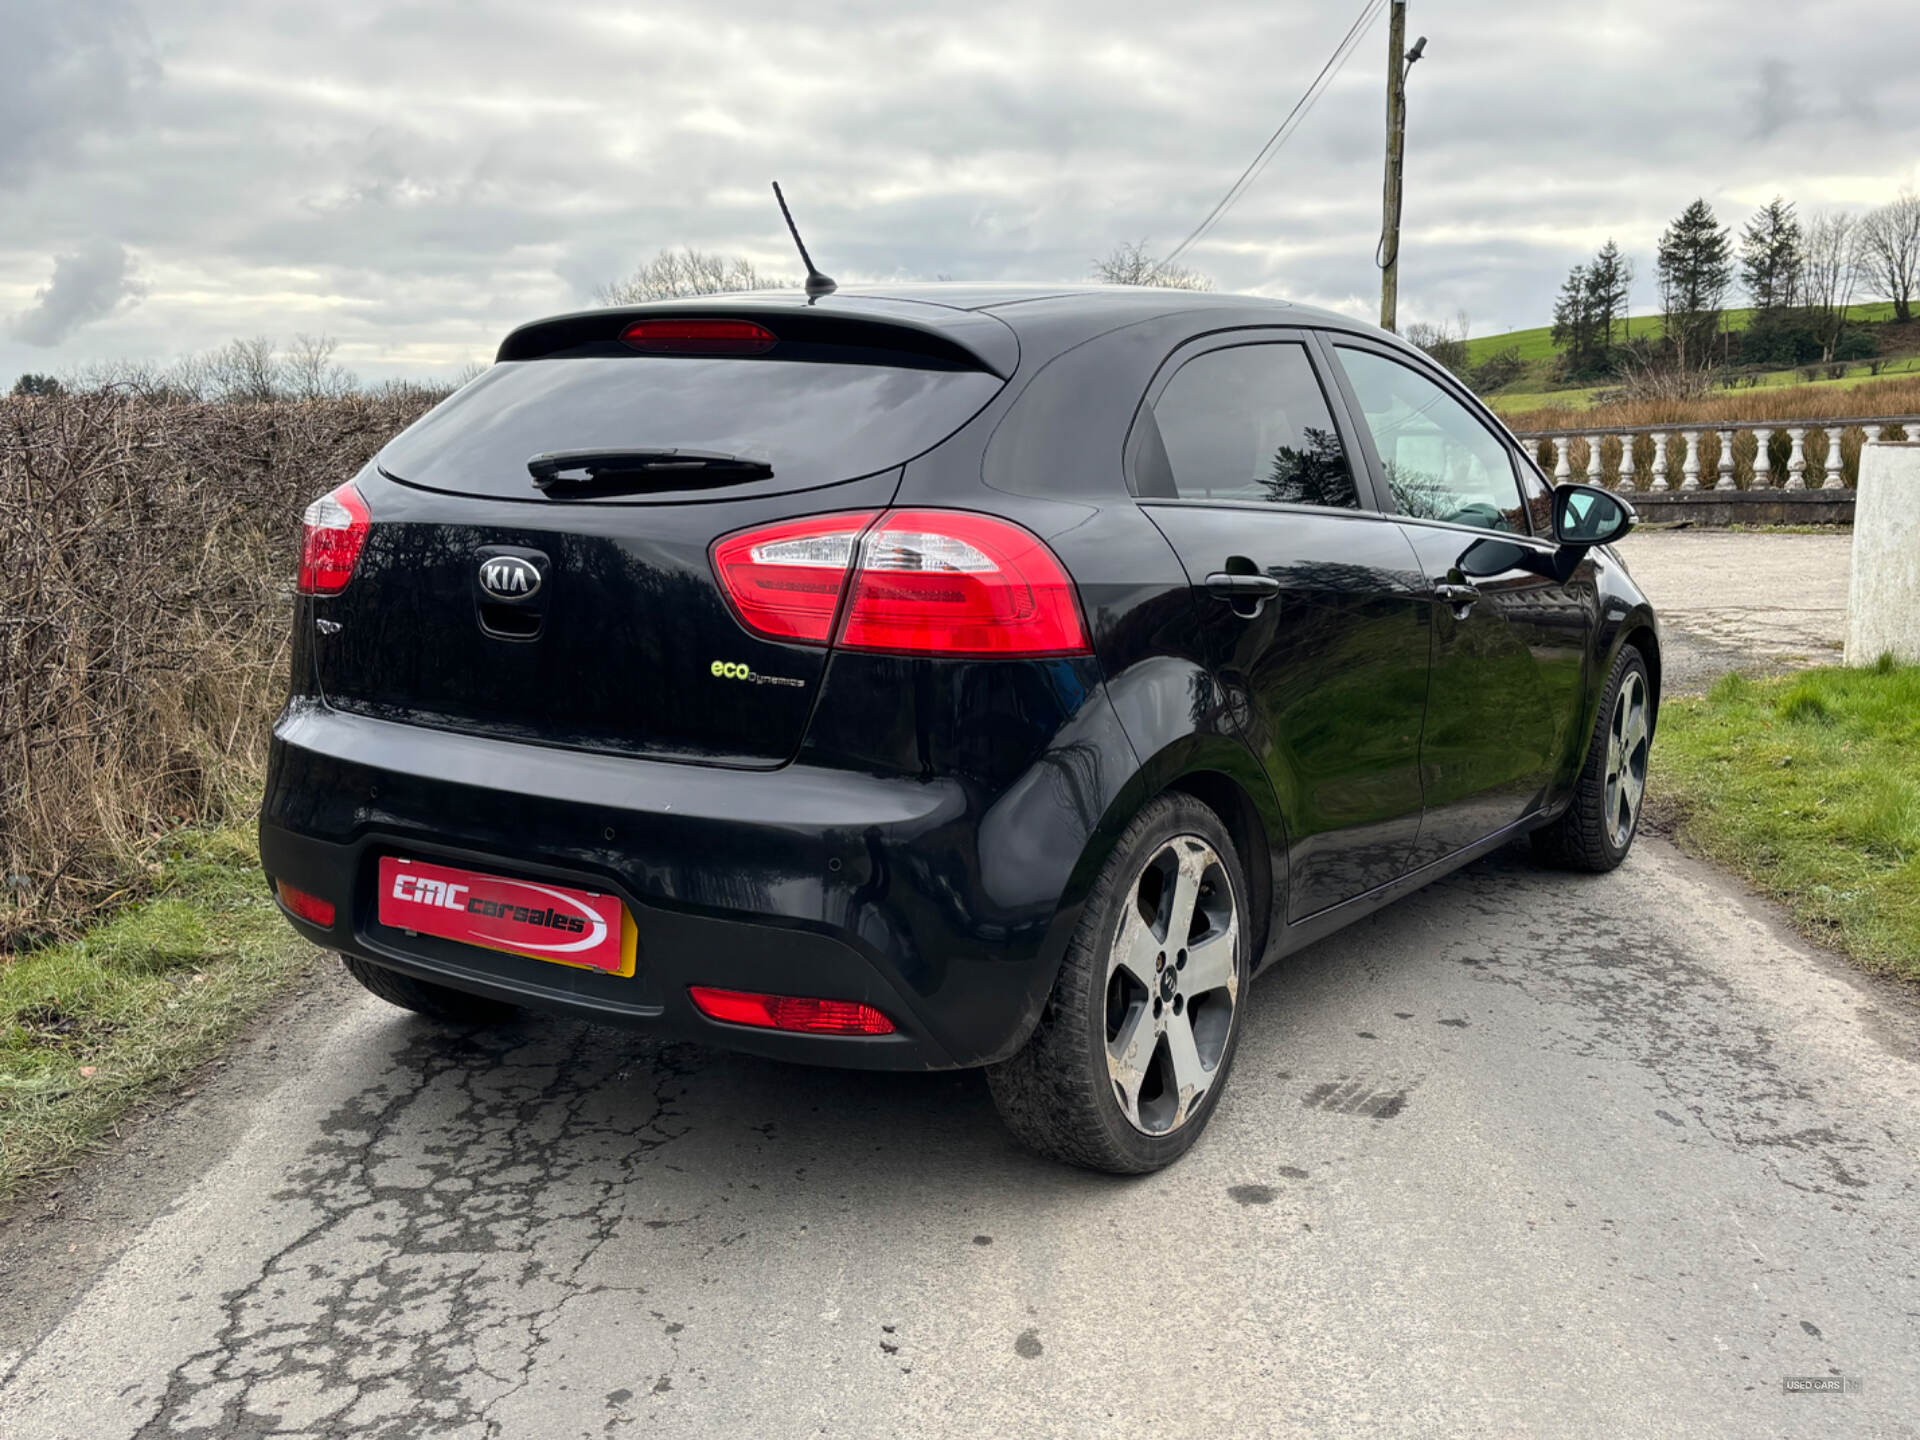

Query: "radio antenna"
left=772, top=181, right=837, bottom=299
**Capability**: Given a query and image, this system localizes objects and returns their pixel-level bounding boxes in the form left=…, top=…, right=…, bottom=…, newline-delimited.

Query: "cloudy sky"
left=4, top=0, right=1917, bottom=385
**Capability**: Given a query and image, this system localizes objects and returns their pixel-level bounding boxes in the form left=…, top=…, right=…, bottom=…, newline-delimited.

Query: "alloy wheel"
left=1604, top=668, right=1651, bottom=849
left=1103, top=835, right=1240, bottom=1136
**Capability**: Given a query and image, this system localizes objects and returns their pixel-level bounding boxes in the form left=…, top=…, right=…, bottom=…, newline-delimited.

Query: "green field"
left=1490, top=354, right=1920, bottom=417
left=1467, top=302, right=1902, bottom=368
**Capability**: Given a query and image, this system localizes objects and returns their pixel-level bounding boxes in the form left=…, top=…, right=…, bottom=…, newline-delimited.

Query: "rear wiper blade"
left=526, top=448, right=774, bottom=493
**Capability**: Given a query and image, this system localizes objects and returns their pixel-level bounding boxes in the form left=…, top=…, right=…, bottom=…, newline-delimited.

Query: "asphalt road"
left=3, top=834, right=1917, bottom=1439
left=6, top=524, right=1912, bottom=1439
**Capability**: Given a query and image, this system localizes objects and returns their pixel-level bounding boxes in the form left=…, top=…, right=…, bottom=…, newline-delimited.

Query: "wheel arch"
left=1050, top=725, right=1288, bottom=985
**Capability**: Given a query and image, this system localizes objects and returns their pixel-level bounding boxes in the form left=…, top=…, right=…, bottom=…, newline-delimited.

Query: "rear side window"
left=1334, top=346, right=1526, bottom=533
left=377, top=355, right=1006, bottom=502
left=1139, top=343, right=1359, bottom=509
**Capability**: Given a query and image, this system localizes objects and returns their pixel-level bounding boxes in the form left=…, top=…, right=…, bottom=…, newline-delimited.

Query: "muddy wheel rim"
left=1103, top=835, right=1240, bottom=1137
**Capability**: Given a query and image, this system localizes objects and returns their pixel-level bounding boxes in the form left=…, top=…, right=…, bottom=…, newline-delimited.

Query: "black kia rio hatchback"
left=261, top=285, right=1658, bottom=1173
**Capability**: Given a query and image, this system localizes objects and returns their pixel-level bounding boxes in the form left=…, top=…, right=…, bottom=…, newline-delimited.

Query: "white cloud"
left=1, top=0, right=1917, bottom=380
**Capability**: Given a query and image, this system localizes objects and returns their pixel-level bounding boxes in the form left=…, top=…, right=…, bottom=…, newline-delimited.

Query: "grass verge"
left=1651, top=660, right=1920, bottom=983
left=0, top=827, right=315, bottom=1206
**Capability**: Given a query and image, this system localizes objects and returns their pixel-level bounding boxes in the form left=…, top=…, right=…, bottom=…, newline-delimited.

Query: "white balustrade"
left=1681, top=431, right=1702, bottom=491
left=1505, top=415, right=1919, bottom=502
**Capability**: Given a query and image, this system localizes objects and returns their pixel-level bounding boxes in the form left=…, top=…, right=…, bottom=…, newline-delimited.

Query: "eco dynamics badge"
left=376, top=857, right=629, bottom=974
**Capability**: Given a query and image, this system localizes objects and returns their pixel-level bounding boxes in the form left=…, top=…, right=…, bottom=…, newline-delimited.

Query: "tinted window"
left=1148, top=344, right=1358, bottom=508
left=379, top=355, right=1005, bottom=502
left=1513, top=446, right=1553, bottom=535
left=1335, top=347, right=1525, bottom=532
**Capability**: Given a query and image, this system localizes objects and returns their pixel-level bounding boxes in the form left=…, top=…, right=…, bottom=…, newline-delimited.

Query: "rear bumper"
left=260, top=691, right=1139, bottom=1070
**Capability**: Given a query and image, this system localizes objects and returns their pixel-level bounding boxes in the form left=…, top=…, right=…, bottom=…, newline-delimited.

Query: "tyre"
left=1531, top=645, right=1652, bottom=873
left=342, top=955, right=519, bottom=1026
left=986, top=793, right=1251, bottom=1174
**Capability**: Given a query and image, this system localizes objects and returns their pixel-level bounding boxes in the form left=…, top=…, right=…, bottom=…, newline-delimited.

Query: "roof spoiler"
left=496, top=301, right=1018, bottom=378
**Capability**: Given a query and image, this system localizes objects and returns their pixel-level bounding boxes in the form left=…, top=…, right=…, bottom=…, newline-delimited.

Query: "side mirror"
left=1553, top=483, right=1636, bottom=548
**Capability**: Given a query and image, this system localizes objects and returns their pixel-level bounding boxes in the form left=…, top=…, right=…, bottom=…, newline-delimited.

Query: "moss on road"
left=1652, top=659, right=1920, bottom=983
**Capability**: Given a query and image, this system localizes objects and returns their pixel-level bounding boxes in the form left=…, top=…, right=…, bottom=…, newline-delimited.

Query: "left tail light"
left=297, top=482, right=371, bottom=596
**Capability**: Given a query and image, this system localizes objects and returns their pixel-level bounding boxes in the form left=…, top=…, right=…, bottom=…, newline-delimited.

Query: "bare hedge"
left=1, top=392, right=433, bottom=949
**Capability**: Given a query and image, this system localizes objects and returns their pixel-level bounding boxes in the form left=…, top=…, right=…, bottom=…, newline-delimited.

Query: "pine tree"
left=1656, top=199, right=1734, bottom=368
left=1585, top=241, right=1633, bottom=353
left=1740, top=197, right=1804, bottom=311
left=1552, top=263, right=1604, bottom=376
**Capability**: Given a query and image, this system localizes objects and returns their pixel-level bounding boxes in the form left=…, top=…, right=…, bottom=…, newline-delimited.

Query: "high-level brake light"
left=710, top=510, right=1090, bottom=657
left=621, top=319, right=778, bottom=355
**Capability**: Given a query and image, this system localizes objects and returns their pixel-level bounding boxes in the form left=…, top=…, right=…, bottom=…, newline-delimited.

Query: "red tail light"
left=621, top=319, right=777, bottom=355
left=297, top=482, right=371, bottom=596
left=711, top=511, right=878, bottom=644
left=711, top=510, right=1089, bottom=657
left=275, top=880, right=336, bottom=928
left=688, top=986, right=896, bottom=1036
left=841, top=511, right=1088, bottom=657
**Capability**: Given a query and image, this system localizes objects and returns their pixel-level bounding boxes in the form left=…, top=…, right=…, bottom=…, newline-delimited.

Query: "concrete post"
left=1681, top=431, right=1702, bottom=491
left=1618, top=438, right=1637, bottom=494
left=1751, top=429, right=1773, bottom=490
left=1587, top=435, right=1604, bottom=488
left=1846, top=442, right=1920, bottom=666
left=1650, top=433, right=1671, bottom=492
left=1716, top=429, right=1737, bottom=490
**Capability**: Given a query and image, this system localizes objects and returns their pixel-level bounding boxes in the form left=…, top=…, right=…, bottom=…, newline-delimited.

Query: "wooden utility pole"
left=1378, top=2, right=1422, bottom=333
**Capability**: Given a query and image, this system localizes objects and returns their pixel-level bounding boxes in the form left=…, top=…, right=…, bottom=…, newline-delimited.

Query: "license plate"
left=376, top=857, right=634, bottom=976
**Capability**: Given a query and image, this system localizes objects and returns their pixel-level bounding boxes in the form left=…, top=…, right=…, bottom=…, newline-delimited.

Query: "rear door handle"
left=1204, top=573, right=1283, bottom=599
left=1204, top=571, right=1282, bottom=619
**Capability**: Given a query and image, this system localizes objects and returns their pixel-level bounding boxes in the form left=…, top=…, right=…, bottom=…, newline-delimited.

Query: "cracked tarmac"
left=3, top=835, right=1917, bottom=1438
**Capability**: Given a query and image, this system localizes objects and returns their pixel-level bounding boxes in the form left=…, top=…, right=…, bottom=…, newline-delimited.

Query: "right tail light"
left=711, top=510, right=1089, bottom=658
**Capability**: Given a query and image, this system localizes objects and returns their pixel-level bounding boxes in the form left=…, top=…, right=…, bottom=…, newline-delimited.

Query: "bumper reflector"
left=275, top=881, right=336, bottom=928
left=688, top=986, right=895, bottom=1036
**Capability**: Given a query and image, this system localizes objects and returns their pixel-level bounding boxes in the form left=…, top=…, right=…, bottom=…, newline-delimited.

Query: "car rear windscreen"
left=376, top=355, right=1006, bottom=503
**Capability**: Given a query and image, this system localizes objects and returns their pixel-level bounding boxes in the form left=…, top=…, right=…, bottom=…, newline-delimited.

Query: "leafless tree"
left=1404, top=311, right=1471, bottom=378
left=203, top=336, right=283, bottom=402
left=1091, top=240, right=1212, bottom=291
left=283, top=333, right=357, bottom=400
left=598, top=248, right=789, bottom=304
left=1859, top=191, right=1920, bottom=323
left=1801, top=211, right=1864, bottom=362
left=1605, top=338, right=1719, bottom=403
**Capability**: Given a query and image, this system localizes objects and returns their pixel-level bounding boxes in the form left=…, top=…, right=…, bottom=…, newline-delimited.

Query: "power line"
left=1154, top=0, right=1390, bottom=277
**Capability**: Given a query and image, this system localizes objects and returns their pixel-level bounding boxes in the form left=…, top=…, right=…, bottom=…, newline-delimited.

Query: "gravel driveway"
left=1616, top=529, right=1853, bottom=693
